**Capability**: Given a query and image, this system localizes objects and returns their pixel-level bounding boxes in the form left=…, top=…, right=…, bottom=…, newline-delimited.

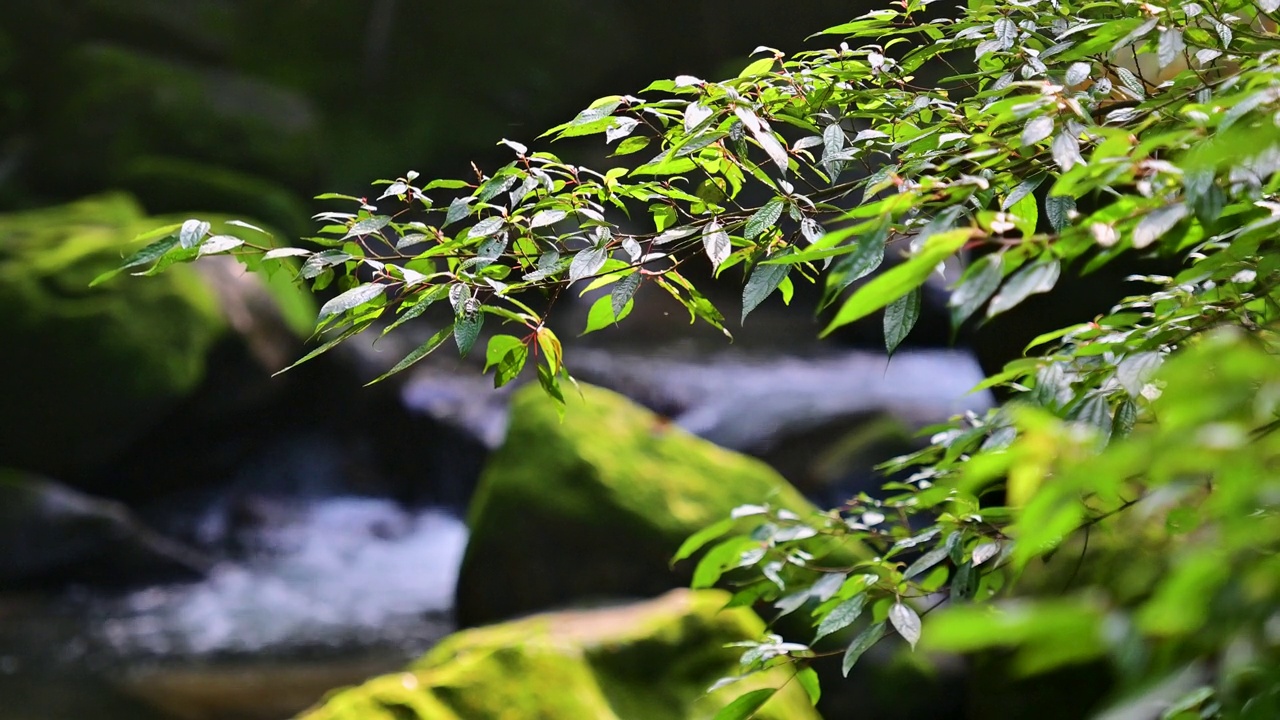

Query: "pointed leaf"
left=889, top=602, right=922, bottom=650
left=468, top=216, right=505, bottom=239
left=454, top=311, right=483, bottom=356
left=197, top=235, right=244, bottom=256
left=612, top=271, right=642, bottom=318
left=179, top=219, right=211, bottom=249
left=903, top=544, right=950, bottom=580
left=842, top=622, right=886, bottom=676
left=824, top=229, right=969, bottom=335
left=949, top=254, right=1002, bottom=329
left=530, top=209, right=566, bottom=229
left=745, top=199, right=785, bottom=239
left=1022, top=115, right=1054, bottom=147
left=343, top=215, right=390, bottom=239
left=1045, top=195, right=1075, bottom=232
left=570, top=246, right=608, bottom=283
left=883, top=288, right=921, bottom=356
left=971, top=541, right=1002, bottom=567
left=317, top=283, right=387, bottom=321
left=815, top=594, right=866, bottom=642
left=703, top=219, right=731, bottom=270
left=742, top=261, right=789, bottom=323
left=1132, top=204, right=1188, bottom=249
left=987, top=259, right=1060, bottom=318
left=366, top=323, right=454, bottom=385
left=1002, top=175, right=1045, bottom=211
left=1117, top=352, right=1162, bottom=395
left=713, top=688, right=777, bottom=720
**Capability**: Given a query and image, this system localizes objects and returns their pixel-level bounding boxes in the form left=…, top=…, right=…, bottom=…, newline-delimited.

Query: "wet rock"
left=454, top=382, right=821, bottom=627
left=298, top=588, right=820, bottom=720
left=0, top=469, right=212, bottom=587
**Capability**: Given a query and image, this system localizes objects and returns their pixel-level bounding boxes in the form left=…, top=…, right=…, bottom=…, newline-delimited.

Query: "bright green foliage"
left=100, top=0, right=1280, bottom=713
left=454, top=383, right=829, bottom=627
left=297, top=589, right=819, bottom=720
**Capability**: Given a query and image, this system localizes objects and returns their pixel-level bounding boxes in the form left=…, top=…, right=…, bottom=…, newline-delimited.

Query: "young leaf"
left=742, top=261, right=789, bottom=323
left=889, top=602, right=922, bottom=650
left=842, top=622, right=887, bottom=676
left=703, top=219, right=731, bottom=271
left=175, top=219, right=209, bottom=249
left=987, top=259, right=1060, bottom=318
left=484, top=334, right=525, bottom=371
left=883, top=288, right=921, bottom=356
left=672, top=517, right=735, bottom=565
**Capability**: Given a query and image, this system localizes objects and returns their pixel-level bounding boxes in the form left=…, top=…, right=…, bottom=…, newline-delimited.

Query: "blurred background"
left=0, top=2, right=1014, bottom=718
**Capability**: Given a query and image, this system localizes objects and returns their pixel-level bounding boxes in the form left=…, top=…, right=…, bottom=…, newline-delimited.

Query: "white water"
left=96, top=498, right=467, bottom=656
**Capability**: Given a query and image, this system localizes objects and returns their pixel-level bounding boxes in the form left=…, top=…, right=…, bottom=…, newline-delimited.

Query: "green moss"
left=0, top=193, right=313, bottom=472
left=298, top=590, right=820, bottom=720
left=456, top=383, right=820, bottom=626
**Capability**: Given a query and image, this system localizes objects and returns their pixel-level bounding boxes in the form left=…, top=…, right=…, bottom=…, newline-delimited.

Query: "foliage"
left=97, top=0, right=1280, bottom=714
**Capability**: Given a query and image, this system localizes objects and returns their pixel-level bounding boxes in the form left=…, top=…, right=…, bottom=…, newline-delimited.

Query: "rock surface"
left=0, top=194, right=313, bottom=477
left=454, top=382, right=821, bottom=627
left=298, top=588, right=819, bottom=720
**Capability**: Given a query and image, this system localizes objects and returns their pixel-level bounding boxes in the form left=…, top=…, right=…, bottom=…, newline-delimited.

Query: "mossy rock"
left=455, top=382, right=821, bottom=627
left=0, top=193, right=313, bottom=475
left=299, top=589, right=820, bottom=720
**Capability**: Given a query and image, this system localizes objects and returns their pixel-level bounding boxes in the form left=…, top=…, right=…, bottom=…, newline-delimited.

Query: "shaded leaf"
left=883, top=288, right=921, bottom=356
left=366, top=323, right=454, bottom=385
left=949, top=254, right=1003, bottom=330
left=988, top=259, right=1060, bottom=318
left=1132, top=204, right=1188, bottom=249
left=842, top=622, right=886, bottom=676
left=454, top=310, right=483, bottom=356
left=713, top=688, right=777, bottom=720
left=815, top=595, right=866, bottom=642
left=612, top=271, right=642, bottom=318
left=742, top=261, right=789, bottom=323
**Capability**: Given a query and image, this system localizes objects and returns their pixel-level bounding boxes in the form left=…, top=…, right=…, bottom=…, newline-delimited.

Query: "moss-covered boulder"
left=0, top=194, right=313, bottom=476
left=299, top=589, right=820, bottom=720
left=455, top=383, right=819, bottom=627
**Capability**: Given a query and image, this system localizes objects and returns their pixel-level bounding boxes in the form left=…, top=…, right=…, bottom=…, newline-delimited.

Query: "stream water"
left=0, top=498, right=467, bottom=720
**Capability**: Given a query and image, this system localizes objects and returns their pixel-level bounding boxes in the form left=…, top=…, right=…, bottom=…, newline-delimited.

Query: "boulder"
left=0, top=468, right=212, bottom=586
left=298, top=588, right=820, bottom=720
left=0, top=193, right=314, bottom=477
left=455, top=382, right=819, bottom=627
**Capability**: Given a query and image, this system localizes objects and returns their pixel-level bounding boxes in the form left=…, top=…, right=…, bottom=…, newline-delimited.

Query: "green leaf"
left=949, top=254, right=1002, bottom=330
left=883, top=288, right=921, bottom=356
left=1002, top=175, right=1045, bottom=211
left=1045, top=195, right=1075, bottom=232
left=582, top=293, right=633, bottom=334
left=570, top=246, right=608, bottom=283
left=713, top=688, right=777, bottom=720
left=842, top=622, right=886, bottom=676
left=343, top=215, right=390, bottom=239
left=987, top=259, right=1060, bottom=318
left=815, top=594, right=866, bottom=642
left=495, top=343, right=528, bottom=387
left=744, top=199, right=785, bottom=239
left=742, top=261, right=789, bottom=323
left=365, top=323, right=454, bottom=385
left=823, top=228, right=970, bottom=336
left=90, top=232, right=181, bottom=286
left=889, top=602, right=922, bottom=650
left=455, top=311, right=483, bottom=357
left=317, top=283, right=387, bottom=321
left=485, top=334, right=526, bottom=371
left=612, top=272, right=642, bottom=318
left=795, top=666, right=821, bottom=707
left=738, top=56, right=775, bottom=78
left=903, top=544, right=950, bottom=581
left=672, top=517, right=735, bottom=565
